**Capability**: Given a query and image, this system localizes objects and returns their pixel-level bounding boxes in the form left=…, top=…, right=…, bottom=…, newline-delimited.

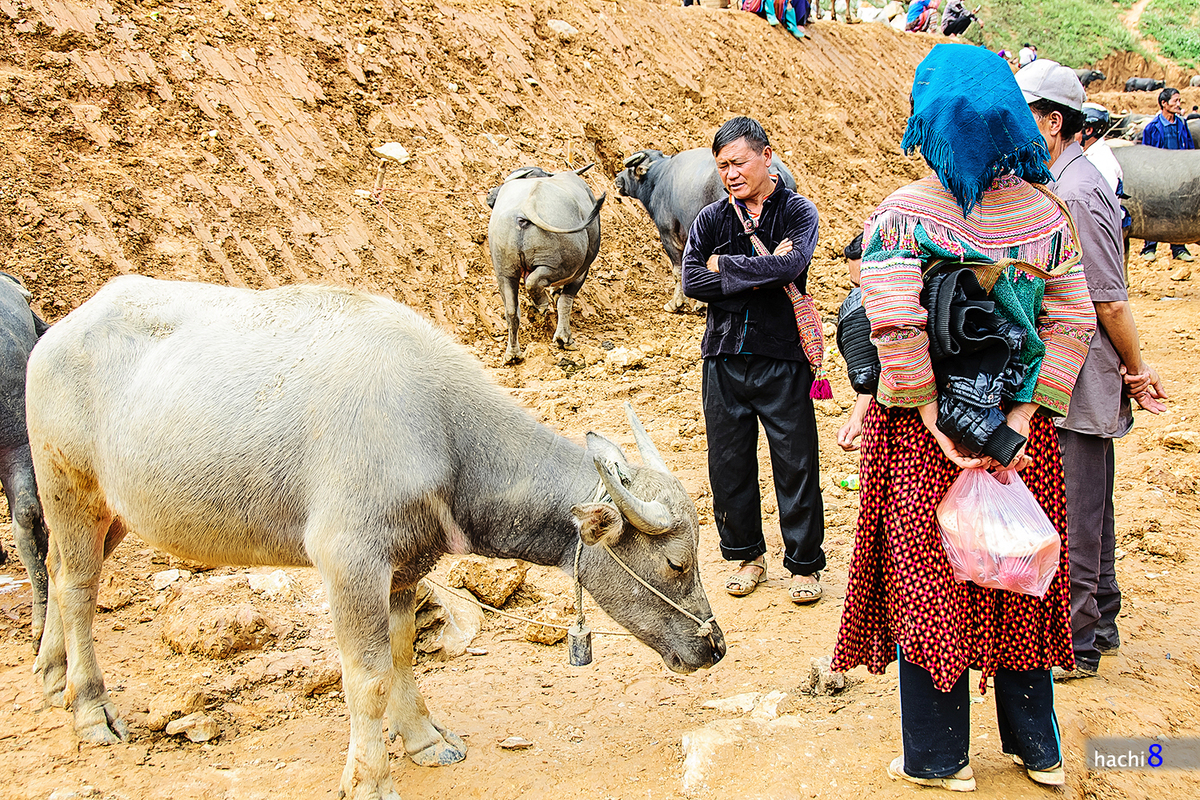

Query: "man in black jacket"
left=681, top=117, right=825, bottom=604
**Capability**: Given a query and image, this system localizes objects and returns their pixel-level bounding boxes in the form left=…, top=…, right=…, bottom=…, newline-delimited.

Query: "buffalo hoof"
left=337, top=780, right=401, bottom=800
left=37, top=663, right=67, bottom=707
left=75, top=714, right=128, bottom=743
left=409, top=727, right=466, bottom=767
left=503, top=347, right=524, bottom=365
left=664, top=284, right=690, bottom=313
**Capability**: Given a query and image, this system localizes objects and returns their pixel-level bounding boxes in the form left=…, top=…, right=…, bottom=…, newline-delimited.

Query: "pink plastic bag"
left=936, top=468, right=1061, bottom=597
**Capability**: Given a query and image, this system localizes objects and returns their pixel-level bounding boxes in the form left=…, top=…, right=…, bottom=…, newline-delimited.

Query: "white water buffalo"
left=487, top=165, right=605, bottom=363
left=614, top=147, right=797, bottom=312
left=27, top=276, right=724, bottom=800
left=0, top=273, right=49, bottom=644
left=1112, top=144, right=1200, bottom=255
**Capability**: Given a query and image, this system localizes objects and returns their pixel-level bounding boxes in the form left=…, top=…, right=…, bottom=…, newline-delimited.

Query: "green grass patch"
left=1141, top=0, right=1200, bottom=69
left=969, top=0, right=1140, bottom=68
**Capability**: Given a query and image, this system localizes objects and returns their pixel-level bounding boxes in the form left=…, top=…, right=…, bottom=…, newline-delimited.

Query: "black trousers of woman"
left=898, top=650, right=1062, bottom=778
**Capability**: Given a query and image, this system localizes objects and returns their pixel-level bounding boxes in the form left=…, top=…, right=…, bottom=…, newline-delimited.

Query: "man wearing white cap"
left=1017, top=59, right=1168, bottom=680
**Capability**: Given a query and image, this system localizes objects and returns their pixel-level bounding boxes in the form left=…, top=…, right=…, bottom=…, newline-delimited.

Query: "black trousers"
left=1058, top=428, right=1122, bottom=667
left=702, top=355, right=825, bottom=576
left=942, top=16, right=973, bottom=35
left=898, top=651, right=1062, bottom=777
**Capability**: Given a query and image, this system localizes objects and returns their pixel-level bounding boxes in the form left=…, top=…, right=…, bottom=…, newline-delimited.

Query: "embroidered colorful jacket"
left=860, top=174, right=1096, bottom=415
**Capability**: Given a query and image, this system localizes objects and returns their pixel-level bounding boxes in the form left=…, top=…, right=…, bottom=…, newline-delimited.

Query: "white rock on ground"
left=801, top=655, right=849, bottom=696
left=152, top=569, right=185, bottom=590
left=248, top=569, right=292, bottom=598
left=700, top=692, right=759, bottom=714
left=422, top=581, right=485, bottom=658
left=165, top=712, right=220, bottom=742
left=146, top=687, right=207, bottom=731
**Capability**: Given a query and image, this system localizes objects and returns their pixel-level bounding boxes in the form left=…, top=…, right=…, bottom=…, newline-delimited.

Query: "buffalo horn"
left=624, top=402, right=669, bottom=473
left=594, top=457, right=674, bottom=535
left=622, top=152, right=648, bottom=169
left=574, top=163, right=595, bottom=176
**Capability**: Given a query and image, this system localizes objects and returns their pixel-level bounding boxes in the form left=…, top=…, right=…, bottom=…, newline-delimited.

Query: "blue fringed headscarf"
left=901, top=44, right=1053, bottom=217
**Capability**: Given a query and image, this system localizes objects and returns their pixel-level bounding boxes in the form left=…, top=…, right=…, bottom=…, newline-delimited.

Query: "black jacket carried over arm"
left=681, top=186, right=819, bottom=362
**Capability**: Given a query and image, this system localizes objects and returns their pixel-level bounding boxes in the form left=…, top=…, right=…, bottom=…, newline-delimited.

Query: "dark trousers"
left=1141, top=241, right=1191, bottom=258
left=1058, top=429, right=1122, bottom=667
left=898, top=651, right=1062, bottom=777
left=942, top=15, right=973, bottom=35
left=702, top=355, right=825, bottom=576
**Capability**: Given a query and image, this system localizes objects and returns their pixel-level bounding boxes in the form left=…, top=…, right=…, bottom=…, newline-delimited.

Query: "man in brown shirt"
left=1019, top=60, right=1168, bottom=680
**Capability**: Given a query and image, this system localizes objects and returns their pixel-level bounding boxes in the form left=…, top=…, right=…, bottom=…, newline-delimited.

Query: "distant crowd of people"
left=682, top=0, right=983, bottom=38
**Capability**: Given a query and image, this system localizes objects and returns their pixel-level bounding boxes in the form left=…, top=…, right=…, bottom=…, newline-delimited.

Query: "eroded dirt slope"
left=0, top=0, right=931, bottom=338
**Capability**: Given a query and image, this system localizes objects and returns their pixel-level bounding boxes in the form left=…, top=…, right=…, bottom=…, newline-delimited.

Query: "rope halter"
left=574, top=478, right=716, bottom=640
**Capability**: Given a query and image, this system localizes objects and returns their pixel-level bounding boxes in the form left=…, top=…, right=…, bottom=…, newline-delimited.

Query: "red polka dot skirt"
left=831, top=403, right=1074, bottom=692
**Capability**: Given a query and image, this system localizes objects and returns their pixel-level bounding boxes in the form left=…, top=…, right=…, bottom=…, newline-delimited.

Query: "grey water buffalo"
left=26, top=276, right=724, bottom=800
left=0, top=273, right=49, bottom=644
left=614, top=147, right=797, bottom=312
left=1075, top=68, right=1105, bottom=87
left=1191, top=75, right=1200, bottom=88
left=1112, top=144, right=1200, bottom=258
left=487, top=165, right=604, bottom=363
left=1124, top=77, right=1165, bottom=92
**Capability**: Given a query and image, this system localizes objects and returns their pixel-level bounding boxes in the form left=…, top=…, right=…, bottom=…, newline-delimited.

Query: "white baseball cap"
left=1015, top=59, right=1086, bottom=111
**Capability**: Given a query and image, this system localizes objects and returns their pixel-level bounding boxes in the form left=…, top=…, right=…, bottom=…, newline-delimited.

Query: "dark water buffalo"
left=1075, top=68, right=1105, bottom=88
left=1109, top=112, right=1153, bottom=141
left=1190, top=118, right=1200, bottom=149
left=1112, top=144, right=1200, bottom=257
left=27, top=276, right=724, bottom=800
left=614, top=147, right=797, bottom=312
left=0, top=273, right=49, bottom=645
left=487, top=165, right=605, bottom=363
left=1124, top=77, right=1165, bottom=92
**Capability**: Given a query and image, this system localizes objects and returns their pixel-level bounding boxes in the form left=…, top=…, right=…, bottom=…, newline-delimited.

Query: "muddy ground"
left=0, top=1, right=1198, bottom=798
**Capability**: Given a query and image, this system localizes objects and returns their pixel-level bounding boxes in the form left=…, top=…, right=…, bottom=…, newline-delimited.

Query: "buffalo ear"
left=634, top=161, right=651, bottom=180
left=572, top=502, right=623, bottom=546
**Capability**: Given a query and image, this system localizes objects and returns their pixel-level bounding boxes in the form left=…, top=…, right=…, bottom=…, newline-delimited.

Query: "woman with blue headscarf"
left=832, top=44, right=1096, bottom=791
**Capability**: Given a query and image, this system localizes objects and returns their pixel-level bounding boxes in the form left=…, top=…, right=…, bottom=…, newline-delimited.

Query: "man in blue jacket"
left=681, top=117, right=825, bottom=605
left=1140, top=87, right=1195, bottom=263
